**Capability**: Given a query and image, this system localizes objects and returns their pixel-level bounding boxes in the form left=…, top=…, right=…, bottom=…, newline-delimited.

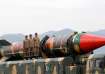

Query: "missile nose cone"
left=80, top=34, right=105, bottom=53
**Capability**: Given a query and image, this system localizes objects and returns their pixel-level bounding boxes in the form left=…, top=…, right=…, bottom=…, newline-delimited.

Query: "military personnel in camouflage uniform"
left=29, top=34, right=34, bottom=58
left=33, top=33, right=40, bottom=58
left=23, top=35, right=29, bottom=58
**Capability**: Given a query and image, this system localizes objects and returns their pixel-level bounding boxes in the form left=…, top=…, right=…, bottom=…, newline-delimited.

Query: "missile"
left=40, top=32, right=105, bottom=57
left=0, top=32, right=105, bottom=61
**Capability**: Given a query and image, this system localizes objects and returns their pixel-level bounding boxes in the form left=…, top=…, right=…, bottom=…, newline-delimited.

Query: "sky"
left=0, top=0, right=105, bottom=35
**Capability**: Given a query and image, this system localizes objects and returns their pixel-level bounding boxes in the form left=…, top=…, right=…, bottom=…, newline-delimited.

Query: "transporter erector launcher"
left=0, top=32, right=105, bottom=61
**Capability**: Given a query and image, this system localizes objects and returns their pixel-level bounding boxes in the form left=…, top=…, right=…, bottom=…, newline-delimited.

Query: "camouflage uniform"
left=33, top=33, right=40, bottom=58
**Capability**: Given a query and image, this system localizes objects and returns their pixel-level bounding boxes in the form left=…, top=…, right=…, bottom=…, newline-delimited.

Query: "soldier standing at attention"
left=33, top=33, right=40, bottom=58
left=29, top=34, right=34, bottom=58
left=23, top=35, right=29, bottom=59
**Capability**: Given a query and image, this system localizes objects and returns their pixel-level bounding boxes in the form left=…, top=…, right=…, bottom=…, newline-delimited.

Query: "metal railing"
left=0, top=58, right=87, bottom=74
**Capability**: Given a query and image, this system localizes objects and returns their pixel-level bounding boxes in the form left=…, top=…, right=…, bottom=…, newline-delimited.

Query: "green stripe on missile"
left=73, top=33, right=83, bottom=53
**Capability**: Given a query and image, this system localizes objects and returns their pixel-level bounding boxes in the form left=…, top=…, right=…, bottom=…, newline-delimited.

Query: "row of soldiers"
left=23, top=33, right=40, bottom=59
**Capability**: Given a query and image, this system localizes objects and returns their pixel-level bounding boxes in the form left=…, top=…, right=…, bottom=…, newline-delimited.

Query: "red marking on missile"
left=45, top=38, right=54, bottom=49
left=80, top=34, right=105, bottom=53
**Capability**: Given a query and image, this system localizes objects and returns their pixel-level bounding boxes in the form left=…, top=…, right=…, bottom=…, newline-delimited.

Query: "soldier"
left=33, top=33, right=40, bottom=58
left=23, top=35, right=29, bottom=58
left=29, top=34, right=34, bottom=58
